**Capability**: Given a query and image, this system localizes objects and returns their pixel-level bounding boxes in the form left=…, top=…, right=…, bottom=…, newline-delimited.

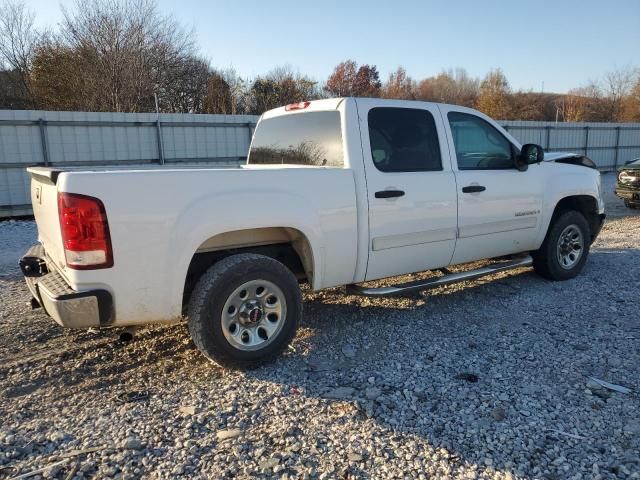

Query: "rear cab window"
left=248, top=111, right=344, bottom=167
left=367, top=107, right=442, bottom=172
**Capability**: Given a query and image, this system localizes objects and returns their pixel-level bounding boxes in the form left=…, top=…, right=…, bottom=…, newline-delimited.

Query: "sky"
left=26, top=0, right=640, bottom=94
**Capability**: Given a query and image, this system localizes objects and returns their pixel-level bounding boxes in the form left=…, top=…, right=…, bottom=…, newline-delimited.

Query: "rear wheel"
left=532, top=210, right=591, bottom=281
left=187, top=253, right=302, bottom=368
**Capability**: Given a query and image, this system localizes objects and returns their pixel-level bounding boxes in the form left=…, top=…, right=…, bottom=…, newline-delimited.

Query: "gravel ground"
left=0, top=219, right=37, bottom=279
left=1, top=174, right=639, bottom=479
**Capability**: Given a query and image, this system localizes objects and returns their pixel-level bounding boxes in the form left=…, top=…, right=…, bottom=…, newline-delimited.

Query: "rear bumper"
left=20, top=244, right=113, bottom=329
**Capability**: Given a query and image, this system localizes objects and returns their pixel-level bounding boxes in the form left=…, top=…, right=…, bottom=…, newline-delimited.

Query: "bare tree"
left=352, top=64, right=381, bottom=97
left=249, top=77, right=279, bottom=114
left=0, top=0, right=39, bottom=103
left=217, top=67, right=249, bottom=114
left=476, top=69, right=511, bottom=119
left=601, top=67, right=637, bottom=121
left=555, top=89, right=589, bottom=122
left=566, top=83, right=610, bottom=121
left=325, top=60, right=381, bottom=98
left=509, top=91, right=560, bottom=121
left=268, top=65, right=319, bottom=100
left=325, top=60, right=357, bottom=96
left=54, top=0, right=198, bottom=112
left=160, top=56, right=210, bottom=113
left=247, top=65, right=319, bottom=114
left=381, top=67, right=415, bottom=99
left=622, top=78, right=640, bottom=121
left=30, top=42, right=88, bottom=110
left=0, top=68, right=30, bottom=107
left=2, top=1, right=638, bottom=121
left=206, top=71, right=233, bottom=114
left=416, top=68, right=479, bottom=106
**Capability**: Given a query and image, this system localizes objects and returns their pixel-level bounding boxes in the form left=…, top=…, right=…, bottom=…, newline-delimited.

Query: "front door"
left=440, top=106, right=544, bottom=265
left=356, top=99, right=458, bottom=281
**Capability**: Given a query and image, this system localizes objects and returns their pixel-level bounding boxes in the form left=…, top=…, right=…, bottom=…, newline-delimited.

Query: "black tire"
left=187, top=253, right=302, bottom=368
left=532, top=210, right=591, bottom=281
left=624, top=199, right=640, bottom=210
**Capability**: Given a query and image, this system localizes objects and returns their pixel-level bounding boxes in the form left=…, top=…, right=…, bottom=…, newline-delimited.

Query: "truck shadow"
left=238, top=245, right=639, bottom=478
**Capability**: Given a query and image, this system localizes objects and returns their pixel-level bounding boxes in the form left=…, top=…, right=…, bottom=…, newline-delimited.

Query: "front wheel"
left=532, top=210, right=591, bottom=281
left=187, top=253, right=302, bottom=368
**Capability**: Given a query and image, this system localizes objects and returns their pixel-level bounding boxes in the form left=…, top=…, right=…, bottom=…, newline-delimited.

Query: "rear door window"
left=367, top=107, right=442, bottom=172
left=249, top=111, right=343, bottom=167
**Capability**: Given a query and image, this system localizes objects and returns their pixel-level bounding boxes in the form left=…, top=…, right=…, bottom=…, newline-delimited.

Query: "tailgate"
left=27, top=168, right=66, bottom=272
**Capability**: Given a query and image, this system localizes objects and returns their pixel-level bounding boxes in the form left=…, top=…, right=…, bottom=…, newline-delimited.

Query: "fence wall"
left=0, top=110, right=259, bottom=217
left=1, top=110, right=640, bottom=218
left=501, top=120, right=640, bottom=171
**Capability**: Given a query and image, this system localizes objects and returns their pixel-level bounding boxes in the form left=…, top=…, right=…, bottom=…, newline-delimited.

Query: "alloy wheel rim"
left=556, top=224, right=584, bottom=270
left=221, top=279, right=286, bottom=351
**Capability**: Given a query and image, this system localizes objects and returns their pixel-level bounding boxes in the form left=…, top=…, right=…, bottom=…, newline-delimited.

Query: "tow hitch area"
left=31, top=297, right=42, bottom=310
left=19, top=244, right=48, bottom=277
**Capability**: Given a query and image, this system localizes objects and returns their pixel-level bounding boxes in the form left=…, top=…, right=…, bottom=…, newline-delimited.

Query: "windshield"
left=248, top=111, right=344, bottom=167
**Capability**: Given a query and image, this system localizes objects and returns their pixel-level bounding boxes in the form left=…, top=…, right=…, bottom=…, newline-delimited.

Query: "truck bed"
left=27, top=164, right=359, bottom=326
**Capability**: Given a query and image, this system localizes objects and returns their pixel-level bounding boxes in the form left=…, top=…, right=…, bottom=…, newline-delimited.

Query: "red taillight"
left=284, top=101, right=311, bottom=111
left=58, top=192, right=113, bottom=269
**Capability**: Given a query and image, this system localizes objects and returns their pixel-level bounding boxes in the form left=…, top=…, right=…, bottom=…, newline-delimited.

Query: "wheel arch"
left=181, top=227, right=316, bottom=312
left=546, top=194, right=601, bottom=243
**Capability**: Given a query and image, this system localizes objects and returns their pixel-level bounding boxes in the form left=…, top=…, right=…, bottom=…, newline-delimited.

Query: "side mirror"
left=516, top=143, right=544, bottom=171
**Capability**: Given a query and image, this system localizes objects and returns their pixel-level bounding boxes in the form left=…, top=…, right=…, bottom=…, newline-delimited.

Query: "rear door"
left=356, top=99, right=458, bottom=281
left=440, top=106, right=544, bottom=264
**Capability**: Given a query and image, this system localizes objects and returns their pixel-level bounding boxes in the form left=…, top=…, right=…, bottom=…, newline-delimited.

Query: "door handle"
left=375, top=190, right=405, bottom=199
left=462, top=185, right=486, bottom=193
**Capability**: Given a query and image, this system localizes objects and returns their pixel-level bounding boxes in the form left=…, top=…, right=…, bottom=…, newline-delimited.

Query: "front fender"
left=535, top=164, right=602, bottom=247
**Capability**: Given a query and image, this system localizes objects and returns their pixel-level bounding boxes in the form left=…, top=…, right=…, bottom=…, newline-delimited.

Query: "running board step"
left=346, top=255, right=533, bottom=297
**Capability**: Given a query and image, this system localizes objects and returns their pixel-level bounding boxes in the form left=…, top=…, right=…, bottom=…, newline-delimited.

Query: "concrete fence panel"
left=0, top=110, right=259, bottom=217
left=1, top=109, right=640, bottom=218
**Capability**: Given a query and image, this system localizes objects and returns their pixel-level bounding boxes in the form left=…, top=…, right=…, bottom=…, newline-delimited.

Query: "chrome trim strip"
left=458, top=217, right=537, bottom=238
left=372, top=227, right=457, bottom=251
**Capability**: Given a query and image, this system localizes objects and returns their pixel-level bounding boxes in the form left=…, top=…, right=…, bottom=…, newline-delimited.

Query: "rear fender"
left=167, top=189, right=325, bottom=316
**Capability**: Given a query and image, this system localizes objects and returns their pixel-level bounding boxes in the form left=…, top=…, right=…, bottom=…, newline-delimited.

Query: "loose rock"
left=325, top=386, right=355, bottom=399
left=216, top=429, right=241, bottom=441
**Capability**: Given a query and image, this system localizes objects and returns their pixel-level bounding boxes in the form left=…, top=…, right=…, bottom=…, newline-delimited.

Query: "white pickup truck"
left=21, top=98, right=605, bottom=366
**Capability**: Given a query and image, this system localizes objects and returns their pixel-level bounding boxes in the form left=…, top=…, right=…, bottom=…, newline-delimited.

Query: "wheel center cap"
left=239, top=300, right=263, bottom=325
left=249, top=307, right=263, bottom=323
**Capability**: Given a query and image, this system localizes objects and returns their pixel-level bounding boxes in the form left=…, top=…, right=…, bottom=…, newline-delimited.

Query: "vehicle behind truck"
left=21, top=98, right=605, bottom=367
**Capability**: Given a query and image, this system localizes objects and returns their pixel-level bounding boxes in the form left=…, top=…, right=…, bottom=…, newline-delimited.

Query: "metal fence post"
left=614, top=126, right=621, bottom=167
left=584, top=126, right=590, bottom=155
left=246, top=122, right=254, bottom=147
left=38, top=118, right=50, bottom=166
left=155, top=119, right=165, bottom=165
left=545, top=126, right=551, bottom=150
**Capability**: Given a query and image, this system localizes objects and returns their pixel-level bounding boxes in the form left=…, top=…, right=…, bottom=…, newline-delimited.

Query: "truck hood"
left=543, top=152, right=596, bottom=169
left=618, top=158, right=640, bottom=171
left=543, top=152, right=582, bottom=162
